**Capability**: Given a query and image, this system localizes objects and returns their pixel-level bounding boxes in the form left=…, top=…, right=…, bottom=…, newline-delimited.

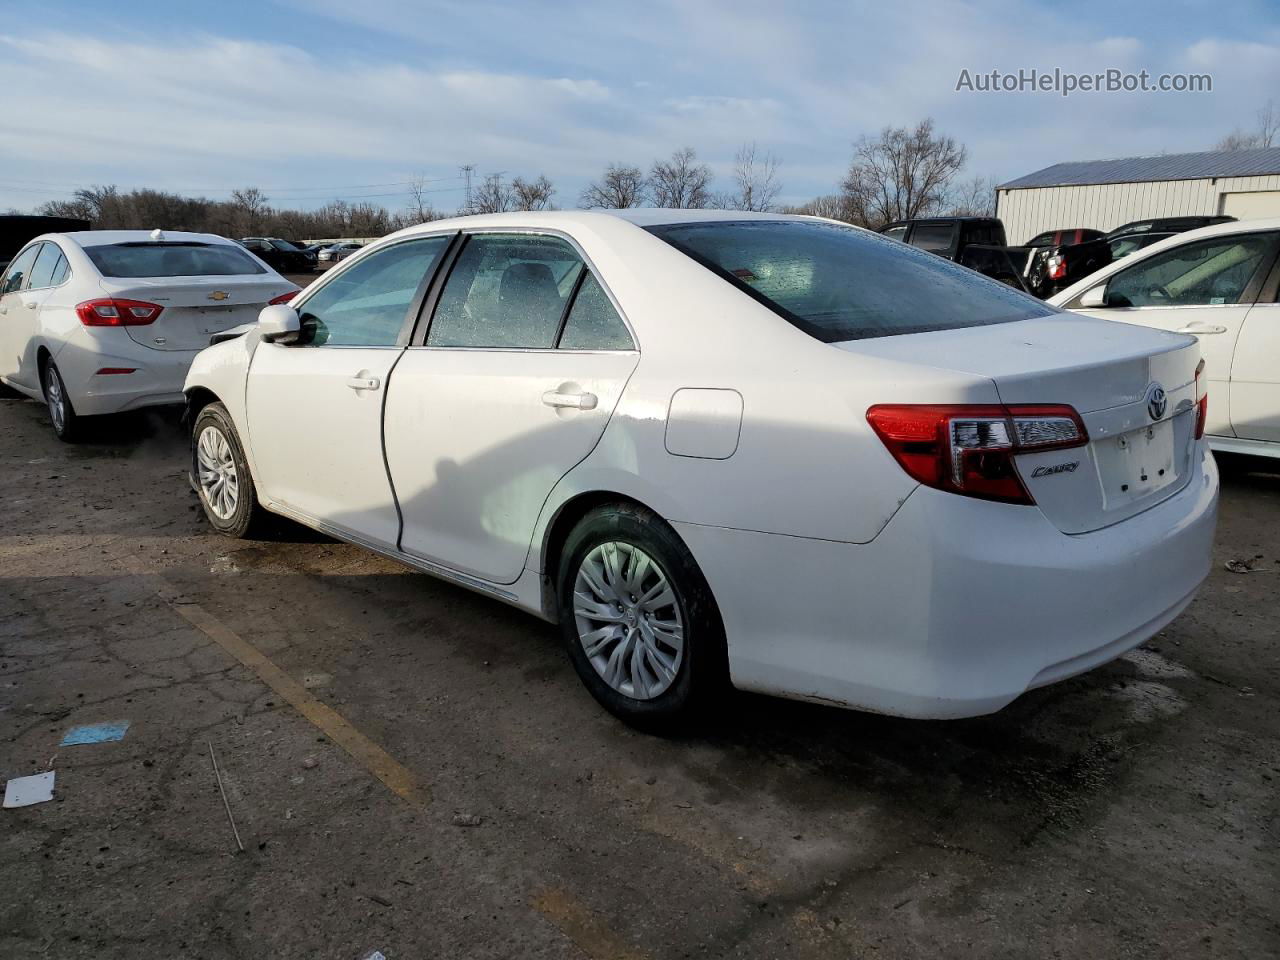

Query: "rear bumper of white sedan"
left=53, top=337, right=197, bottom=416
left=675, top=446, right=1219, bottom=719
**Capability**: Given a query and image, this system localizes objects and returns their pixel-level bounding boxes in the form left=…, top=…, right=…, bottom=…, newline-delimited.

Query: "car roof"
left=54, top=230, right=238, bottom=248
left=392, top=209, right=802, bottom=236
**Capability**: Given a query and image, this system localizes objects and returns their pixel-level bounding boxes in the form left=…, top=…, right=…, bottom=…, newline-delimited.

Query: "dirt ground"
left=1, top=392, right=1277, bottom=960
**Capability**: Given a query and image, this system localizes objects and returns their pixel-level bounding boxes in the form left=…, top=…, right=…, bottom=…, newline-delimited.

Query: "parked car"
left=1026, top=228, right=1106, bottom=248
left=184, top=211, right=1217, bottom=729
left=1104, top=216, right=1235, bottom=241
left=318, top=242, right=363, bottom=263
left=240, top=237, right=317, bottom=272
left=1030, top=235, right=1114, bottom=298
left=1108, top=231, right=1176, bottom=261
left=1052, top=217, right=1280, bottom=459
left=0, top=230, right=297, bottom=440
left=879, top=217, right=1038, bottom=291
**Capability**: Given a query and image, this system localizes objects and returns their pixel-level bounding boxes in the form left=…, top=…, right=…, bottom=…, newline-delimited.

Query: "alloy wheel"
left=573, top=541, right=685, bottom=700
left=45, top=369, right=65, bottom=433
left=196, top=426, right=240, bottom=520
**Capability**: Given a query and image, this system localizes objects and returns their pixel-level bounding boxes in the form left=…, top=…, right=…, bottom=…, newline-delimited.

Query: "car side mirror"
left=1078, top=284, right=1108, bottom=308
left=258, top=304, right=300, bottom=343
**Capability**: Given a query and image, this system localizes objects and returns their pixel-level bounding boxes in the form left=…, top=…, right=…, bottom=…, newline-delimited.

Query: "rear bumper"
left=674, top=445, right=1219, bottom=719
left=54, top=333, right=199, bottom=416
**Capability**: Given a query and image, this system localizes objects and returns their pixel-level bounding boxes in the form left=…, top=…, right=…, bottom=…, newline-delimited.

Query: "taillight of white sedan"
left=0, top=230, right=297, bottom=440
left=182, top=211, right=1219, bottom=729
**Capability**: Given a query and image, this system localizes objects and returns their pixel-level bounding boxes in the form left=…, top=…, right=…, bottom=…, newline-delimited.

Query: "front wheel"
left=558, top=504, right=727, bottom=731
left=192, top=402, right=266, bottom=538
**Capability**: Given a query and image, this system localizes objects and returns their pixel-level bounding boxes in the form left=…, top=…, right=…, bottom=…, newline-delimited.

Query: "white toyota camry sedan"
left=0, top=230, right=297, bottom=440
left=183, top=210, right=1219, bottom=728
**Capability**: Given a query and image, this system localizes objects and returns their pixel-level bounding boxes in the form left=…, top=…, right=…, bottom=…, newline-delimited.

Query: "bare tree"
left=946, top=174, right=997, bottom=217
left=840, top=119, right=967, bottom=228
left=724, top=142, right=782, bottom=212
left=1215, top=99, right=1279, bottom=151
left=466, top=173, right=514, bottom=214
left=580, top=163, right=648, bottom=208
left=649, top=147, right=713, bottom=209
left=511, top=174, right=555, bottom=211
left=779, top=194, right=857, bottom=222
left=405, top=174, right=443, bottom=224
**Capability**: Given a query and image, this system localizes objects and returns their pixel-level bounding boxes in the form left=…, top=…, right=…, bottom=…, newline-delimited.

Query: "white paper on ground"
left=3, top=770, right=55, bottom=808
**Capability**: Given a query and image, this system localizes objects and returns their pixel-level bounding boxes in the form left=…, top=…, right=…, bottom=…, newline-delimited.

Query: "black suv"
left=240, top=237, right=317, bottom=272
left=1103, top=216, right=1235, bottom=240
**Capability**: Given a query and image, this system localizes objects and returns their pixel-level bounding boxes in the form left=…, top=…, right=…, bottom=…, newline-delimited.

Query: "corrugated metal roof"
left=999, top=146, right=1280, bottom=190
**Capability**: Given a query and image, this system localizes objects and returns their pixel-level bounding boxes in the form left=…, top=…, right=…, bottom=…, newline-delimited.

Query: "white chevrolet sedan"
left=0, top=230, right=297, bottom=440
left=1050, top=217, right=1280, bottom=459
left=184, top=210, right=1219, bottom=728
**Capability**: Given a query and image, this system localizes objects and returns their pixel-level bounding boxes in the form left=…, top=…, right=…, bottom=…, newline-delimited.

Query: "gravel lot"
left=1, top=392, right=1277, bottom=959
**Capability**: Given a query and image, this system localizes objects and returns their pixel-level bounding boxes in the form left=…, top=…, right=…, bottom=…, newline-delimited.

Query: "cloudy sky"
left=1, top=0, right=1277, bottom=214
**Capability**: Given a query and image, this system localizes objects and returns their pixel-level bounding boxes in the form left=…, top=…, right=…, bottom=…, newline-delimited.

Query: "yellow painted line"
left=532, top=887, right=649, bottom=960
left=110, top=548, right=428, bottom=808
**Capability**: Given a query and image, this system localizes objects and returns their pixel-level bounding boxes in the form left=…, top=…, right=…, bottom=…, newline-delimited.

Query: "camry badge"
left=1146, top=383, right=1167, bottom=421
left=207, top=291, right=230, bottom=301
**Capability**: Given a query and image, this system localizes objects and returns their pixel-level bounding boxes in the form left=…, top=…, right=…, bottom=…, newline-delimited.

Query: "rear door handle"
left=1175, top=322, right=1227, bottom=335
left=24, top=301, right=37, bottom=310
left=347, top=376, right=380, bottom=391
left=542, top=389, right=597, bottom=410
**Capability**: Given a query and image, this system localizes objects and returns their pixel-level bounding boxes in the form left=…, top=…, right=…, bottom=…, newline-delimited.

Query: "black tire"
left=41, top=360, right=83, bottom=442
left=191, top=402, right=266, bottom=538
left=558, top=503, right=728, bottom=732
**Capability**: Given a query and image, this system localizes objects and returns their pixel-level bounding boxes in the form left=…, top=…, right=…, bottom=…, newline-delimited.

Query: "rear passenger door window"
left=428, top=234, right=583, bottom=348
left=27, top=243, right=64, bottom=290
left=558, top=273, right=634, bottom=351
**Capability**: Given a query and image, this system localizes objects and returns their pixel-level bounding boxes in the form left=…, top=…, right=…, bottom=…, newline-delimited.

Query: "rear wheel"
left=558, top=503, right=727, bottom=731
left=192, top=402, right=266, bottom=538
left=41, top=361, right=83, bottom=442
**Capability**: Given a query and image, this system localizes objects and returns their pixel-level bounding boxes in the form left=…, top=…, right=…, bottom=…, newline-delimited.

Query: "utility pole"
left=459, top=164, right=475, bottom=213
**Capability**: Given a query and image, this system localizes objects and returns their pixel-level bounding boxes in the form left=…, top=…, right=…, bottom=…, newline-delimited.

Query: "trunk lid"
left=98, top=275, right=296, bottom=351
left=838, top=313, right=1202, bottom=534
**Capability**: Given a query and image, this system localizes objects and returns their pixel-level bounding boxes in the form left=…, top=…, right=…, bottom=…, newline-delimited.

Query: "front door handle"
left=347, top=376, right=380, bottom=391
left=1175, top=322, right=1228, bottom=335
left=542, top=389, right=598, bottom=410
left=24, top=301, right=37, bottom=310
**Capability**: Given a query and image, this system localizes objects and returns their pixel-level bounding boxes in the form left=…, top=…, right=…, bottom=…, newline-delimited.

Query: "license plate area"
left=191, top=305, right=258, bottom=333
left=1095, top=419, right=1179, bottom=509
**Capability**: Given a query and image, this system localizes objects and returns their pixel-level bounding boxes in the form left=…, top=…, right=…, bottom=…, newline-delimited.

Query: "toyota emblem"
left=1146, top=383, right=1167, bottom=421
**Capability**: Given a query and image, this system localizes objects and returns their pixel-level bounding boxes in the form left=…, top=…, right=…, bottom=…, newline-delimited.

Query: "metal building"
left=996, top=146, right=1280, bottom=246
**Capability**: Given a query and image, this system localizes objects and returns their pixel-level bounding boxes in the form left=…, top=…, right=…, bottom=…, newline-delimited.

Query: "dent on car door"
left=1068, top=231, right=1280, bottom=438
left=384, top=232, right=639, bottom=584
left=243, top=234, right=450, bottom=546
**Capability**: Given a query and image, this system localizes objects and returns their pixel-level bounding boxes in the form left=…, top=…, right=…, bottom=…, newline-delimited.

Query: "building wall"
left=996, top=174, right=1280, bottom=245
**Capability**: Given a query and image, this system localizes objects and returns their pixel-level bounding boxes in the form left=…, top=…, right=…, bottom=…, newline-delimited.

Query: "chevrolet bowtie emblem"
left=207, top=291, right=230, bottom=301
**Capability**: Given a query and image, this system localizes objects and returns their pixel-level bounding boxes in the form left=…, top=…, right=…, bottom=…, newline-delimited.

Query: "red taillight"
left=866, top=403, right=1088, bottom=505
left=75, top=298, right=163, bottom=327
left=94, top=367, right=136, bottom=375
left=268, top=291, right=297, bottom=306
left=1047, top=254, right=1066, bottom=280
left=1195, top=359, right=1208, bottom=440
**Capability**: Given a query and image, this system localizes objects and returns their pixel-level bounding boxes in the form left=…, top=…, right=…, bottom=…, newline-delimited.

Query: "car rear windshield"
left=84, top=242, right=266, bottom=278
left=649, top=220, right=1052, bottom=342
